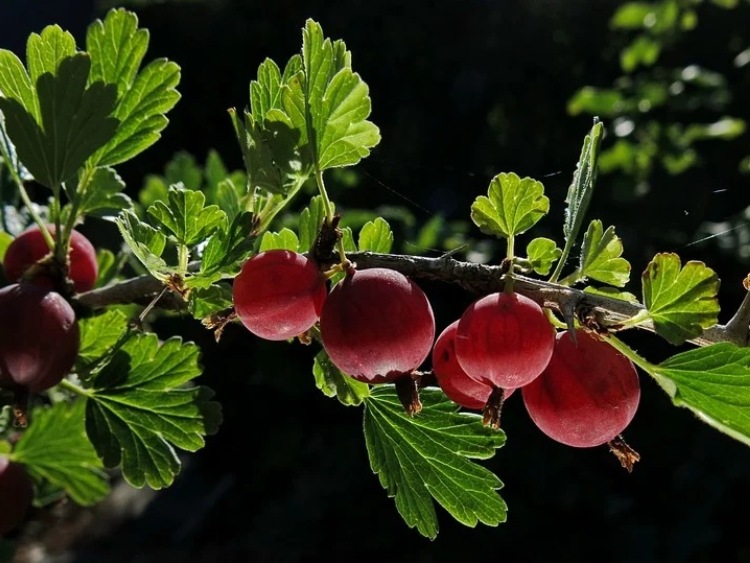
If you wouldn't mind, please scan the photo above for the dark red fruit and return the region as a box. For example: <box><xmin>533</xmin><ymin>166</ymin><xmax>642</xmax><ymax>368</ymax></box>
<box><xmin>3</xmin><ymin>225</ymin><xmax>98</xmax><ymax>293</ymax></box>
<box><xmin>522</xmin><ymin>329</ymin><xmax>640</xmax><ymax>448</ymax></box>
<box><xmin>0</xmin><ymin>283</ymin><xmax>79</xmax><ymax>393</ymax></box>
<box><xmin>455</xmin><ymin>291</ymin><xmax>555</xmax><ymax>389</ymax></box>
<box><xmin>432</xmin><ymin>320</ymin><xmax>514</xmax><ymax>410</ymax></box>
<box><xmin>233</xmin><ymin>250</ymin><xmax>328</xmax><ymax>341</ymax></box>
<box><xmin>0</xmin><ymin>456</ymin><xmax>33</xmax><ymax>536</ymax></box>
<box><xmin>320</xmin><ymin>267</ymin><xmax>435</xmax><ymax>384</ymax></box>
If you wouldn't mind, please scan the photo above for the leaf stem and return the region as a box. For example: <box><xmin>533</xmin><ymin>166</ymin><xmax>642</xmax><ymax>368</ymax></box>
<box><xmin>58</xmin><ymin>378</ymin><xmax>94</xmax><ymax>399</ymax></box>
<box><xmin>503</xmin><ymin>235</ymin><xmax>515</xmax><ymax>294</ymax></box>
<box><xmin>314</xmin><ymin>167</ymin><xmax>348</xmax><ymax>266</ymax></box>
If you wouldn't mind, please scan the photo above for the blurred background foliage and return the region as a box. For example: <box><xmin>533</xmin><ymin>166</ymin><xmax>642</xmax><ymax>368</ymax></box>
<box><xmin>4</xmin><ymin>0</ymin><xmax>750</xmax><ymax>561</ymax></box>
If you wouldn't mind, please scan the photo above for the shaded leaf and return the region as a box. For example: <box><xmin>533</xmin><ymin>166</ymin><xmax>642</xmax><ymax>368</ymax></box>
<box><xmin>526</xmin><ymin>237</ymin><xmax>562</xmax><ymax>276</ymax></box>
<box><xmin>85</xmin><ymin>334</ymin><xmax>222</xmax><ymax>489</ymax></box>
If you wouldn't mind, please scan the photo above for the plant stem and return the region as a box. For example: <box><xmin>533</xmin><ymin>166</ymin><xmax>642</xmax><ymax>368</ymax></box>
<box><xmin>58</xmin><ymin>378</ymin><xmax>93</xmax><ymax>399</ymax></box>
<box><xmin>503</xmin><ymin>235</ymin><xmax>515</xmax><ymax>293</ymax></box>
<box><xmin>314</xmin><ymin>167</ymin><xmax>348</xmax><ymax>266</ymax></box>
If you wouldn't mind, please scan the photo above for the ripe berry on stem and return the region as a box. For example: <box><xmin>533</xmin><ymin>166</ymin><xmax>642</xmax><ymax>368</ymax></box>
<box><xmin>320</xmin><ymin>267</ymin><xmax>435</xmax><ymax>413</ymax></box>
<box><xmin>3</xmin><ymin>225</ymin><xmax>98</xmax><ymax>293</ymax></box>
<box><xmin>0</xmin><ymin>456</ymin><xmax>33</xmax><ymax>537</ymax></box>
<box><xmin>455</xmin><ymin>291</ymin><xmax>555</xmax><ymax>389</ymax></box>
<box><xmin>432</xmin><ymin>320</ymin><xmax>514</xmax><ymax>411</ymax></box>
<box><xmin>521</xmin><ymin>328</ymin><xmax>641</xmax><ymax>448</ymax></box>
<box><xmin>0</xmin><ymin>283</ymin><xmax>79</xmax><ymax>394</ymax></box>
<box><xmin>233</xmin><ymin>250</ymin><xmax>328</xmax><ymax>341</ymax></box>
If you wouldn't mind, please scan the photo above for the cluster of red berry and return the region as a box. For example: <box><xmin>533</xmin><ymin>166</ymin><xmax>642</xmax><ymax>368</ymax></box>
<box><xmin>0</xmin><ymin>224</ymin><xmax>97</xmax><ymax>536</ymax></box>
<box><xmin>233</xmin><ymin>249</ymin><xmax>641</xmax><ymax>449</ymax></box>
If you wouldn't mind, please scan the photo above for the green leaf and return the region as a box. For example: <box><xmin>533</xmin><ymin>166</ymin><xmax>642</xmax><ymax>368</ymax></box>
<box><xmin>116</xmin><ymin>209</ymin><xmax>169</xmax><ymax>278</ymax></box>
<box><xmin>14</xmin><ymin>401</ymin><xmax>109</xmax><ymax>506</ymax></box>
<box><xmin>562</xmin><ymin>121</ymin><xmax>604</xmax><ymax>243</ymax></box>
<box><xmin>86</xmin><ymin>9</ymin><xmax>148</xmax><ymax>98</ymax></box>
<box><xmin>358</xmin><ymin>217</ymin><xmax>393</xmax><ymax>253</ymax></box>
<box><xmin>0</xmin><ymin>53</ymin><xmax>119</xmax><ymax>190</ymax></box>
<box><xmin>77</xmin><ymin>309</ymin><xmax>130</xmax><ymax>369</ymax></box>
<box><xmin>583</xmin><ymin>285</ymin><xmax>640</xmax><ymax>304</ymax></box>
<box><xmin>298</xmin><ymin>195</ymin><xmax>326</xmax><ymax>252</ymax></box>
<box><xmin>650</xmin><ymin>343</ymin><xmax>750</xmax><ymax>446</ymax></box>
<box><xmin>74</xmin><ymin>166</ymin><xmax>132</xmax><ymax>218</ymax></box>
<box><xmin>313</xmin><ymin>350</ymin><xmax>369</xmax><ymax>406</ymax></box>
<box><xmin>526</xmin><ymin>237</ymin><xmax>562</xmax><ymax>276</ymax></box>
<box><xmin>87</xmin><ymin>9</ymin><xmax>180</xmax><ymax>167</ymax></box>
<box><xmin>95</xmin><ymin>248</ymin><xmax>118</xmax><ymax>288</ymax></box>
<box><xmin>286</xmin><ymin>19</ymin><xmax>380</xmax><ymax>170</ymax></box>
<box><xmin>259</xmin><ymin>227</ymin><xmax>300</xmax><ymax>252</ymax></box>
<box><xmin>196</xmin><ymin>211</ymin><xmax>256</xmax><ymax>282</ymax></box>
<box><xmin>85</xmin><ymin>334</ymin><xmax>222</xmax><ymax>489</ymax></box>
<box><xmin>470</xmin><ymin>172</ymin><xmax>549</xmax><ymax>239</ymax></box>
<box><xmin>363</xmin><ymin>386</ymin><xmax>507</xmax><ymax>539</ymax></box>
<box><xmin>188</xmin><ymin>284</ymin><xmax>233</xmax><ymax>319</ymax></box>
<box><xmin>147</xmin><ymin>184</ymin><xmax>227</xmax><ymax>247</ymax></box>
<box><xmin>620</xmin><ymin>36</ymin><xmax>661</xmax><ymax>73</ymax></box>
<box><xmin>642</xmin><ymin>253</ymin><xmax>720</xmax><ymax>345</ymax></box>
<box><xmin>579</xmin><ymin>220</ymin><xmax>630</xmax><ymax>287</ymax></box>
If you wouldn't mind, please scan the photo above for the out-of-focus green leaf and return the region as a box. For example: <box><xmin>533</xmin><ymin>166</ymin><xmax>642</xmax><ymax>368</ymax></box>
<box><xmin>14</xmin><ymin>401</ymin><xmax>110</xmax><ymax>506</ymax></box>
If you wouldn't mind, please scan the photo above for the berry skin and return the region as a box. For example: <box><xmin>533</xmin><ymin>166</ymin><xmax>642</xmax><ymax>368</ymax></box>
<box><xmin>432</xmin><ymin>320</ymin><xmax>514</xmax><ymax>410</ymax></box>
<box><xmin>320</xmin><ymin>267</ymin><xmax>435</xmax><ymax>384</ymax></box>
<box><xmin>455</xmin><ymin>291</ymin><xmax>555</xmax><ymax>389</ymax></box>
<box><xmin>3</xmin><ymin>225</ymin><xmax>98</xmax><ymax>293</ymax></box>
<box><xmin>0</xmin><ymin>283</ymin><xmax>79</xmax><ymax>393</ymax></box>
<box><xmin>233</xmin><ymin>250</ymin><xmax>327</xmax><ymax>341</ymax></box>
<box><xmin>0</xmin><ymin>456</ymin><xmax>33</xmax><ymax>537</ymax></box>
<box><xmin>521</xmin><ymin>329</ymin><xmax>641</xmax><ymax>448</ymax></box>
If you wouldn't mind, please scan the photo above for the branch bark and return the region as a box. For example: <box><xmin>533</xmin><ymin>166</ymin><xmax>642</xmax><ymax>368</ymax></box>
<box><xmin>74</xmin><ymin>252</ymin><xmax>748</xmax><ymax>348</ymax></box>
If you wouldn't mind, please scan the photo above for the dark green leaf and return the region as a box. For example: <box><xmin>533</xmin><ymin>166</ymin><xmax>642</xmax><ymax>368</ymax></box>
<box><xmin>642</xmin><ymin>253</ymin><xmax>720</xmax><ymax>345</ymax></box>
<box><xmin>579</xmin><ymin>220</ymin><xmax>630</xmax><ymax>287</ymax></box>
<box><xmin>0</xmin><ymin>54</ymin><xmax>119</xmax><ymax>190</ymax></box>
<box><xmin>470</xmin><ymin>172</ymin><xmax>548</xmax><ymax>239</ymax></box>
<box><xmin>313</xmin><ymin>350</ymin><xmax>369</xmax><ymax>406</ymax></box>
<box><xmin>85</xmin><ymin>334</ymin><xmax>222</xmax><ymax>489</ymax></box>
<box><xmin>363</xmin><ymin>386</ymin><xmax>507</xmax><ymax>539</ymax></box>
<box><xmin>14</xmin><ymin>401</ymin><xmax>109</xmax><ymax>506</ymax></box>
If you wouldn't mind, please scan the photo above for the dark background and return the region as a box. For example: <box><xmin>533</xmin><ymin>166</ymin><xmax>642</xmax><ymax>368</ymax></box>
<box><xmin>4</xmin><ymin>0</ymin><xmax>750</xmax><ymax>561</ymax></box>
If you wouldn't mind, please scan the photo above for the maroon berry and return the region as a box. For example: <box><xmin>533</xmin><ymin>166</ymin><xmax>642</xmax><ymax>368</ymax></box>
<box><xmin>522</xmin><ymin>329</ymin><xmax>641</xmax><ymax>448</ymax></box>
<box><xmin>455</xmin><ymin>291</ymin><xmax>555</xmax><ymax>389</ymax></box>
<box><xmin>433</xmin><ymin>320</ymin><xmax>514</xmax><ymax>410</ymax></box>
<box><xmin>0</xmin><ymin>283</ymin><xmax>79</xmax><ymax>393</ymax></box>
<box><xmin>0</xmin><ymin>456</ymin><xmax>33</xmax><ymax>536</ymax></box>
<box><xmin>3</xmin><ymin>225</ymin><xmax>98</xmax><ymax>293</ymax></box>
<box><xmin>320</xmin><ymin>267</ymin><xmax>435</xmax><ymax>384</ymax></box>
<box><xmin>233</xmin><ymin>250</ymin><xmax>328</xmax><ymax>341</ymax></box>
